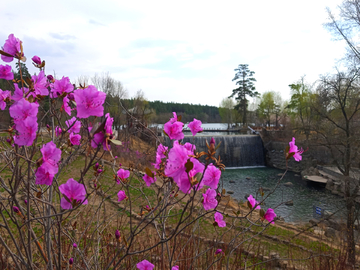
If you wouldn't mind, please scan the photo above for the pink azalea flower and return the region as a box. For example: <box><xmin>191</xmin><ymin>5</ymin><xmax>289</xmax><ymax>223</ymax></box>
<box><xmin>136</xmin><ymin>260</ymin><xmax>154</xmax><ymax>270</ymax></box>
<box><xmin>41</xmin><ymin>141</ymin><xmax>61</xmax><ymax>167</ymax></box>
<box><xmin>172</xmin><ymin>266</ymin><xmax>179</xmax><ymax>270</ymax></box>
<box><xmin>62</xmin><ymin>96</ymin><xmax>72</xmax><ymax>116</ymax></box>
<box><xmin>9</xmin><ymin>98</ymin><xmax>39</xmax><ymax>122</ymax></box>
<box><xmin>12</xmin><ymin>84</ymin><xmax>25</xmax><ymax>102</ymax></box>
<box><xmin>13</xmin><ymin>118</ymin><xmax>38</xmax><ymax>146</ymax></box>
<box><xmin>55</xmin><ymin>126</ymin><xmax>62</xmax><ymax>137</ymax></box>
<box><xmin>214</xmin><ymin>212</ymin><xmax>226</xmax><ymax>227</ymax></box>
<box><xmin>247</xmin><ymin>194</ymin><xmax>261</xmax><ymax>210</ymax></box>
<box><xmin>65</xmin><ymin>117</ymin><xmax>81</xmax><ymax>134</ymax></box>
<box><xmin>202</xmin><ymin>188</ymin><xmax>218</xmax><ymax>210</ymax></box>
<box><xmin>105</xmin><ymin>113</ymin><xmax>113</xmax><ymax>135</ymax></box>
<box><xmin>169</xmin><ymin>112</ymin><xmax>178</xmax><ymax>123</ymax></box>
<box><xmin>51</xmin><ymin>76</ymin><xmax>74</xmax><ymax>98</ymax></box>
<box><xmin>32</xmin><ymin>55</ymin><xmax>41</xmax><ymax>65</ymax></box>
<box><xmin>156</xmin><ymin>144</ymin><xmax>168</xmax><ymax>158</ymax></box>
<box><xmin>164</xmin><ymin>120</ymin><xmax>184</xmax><ymax>140</ymax></box>
<box><xmin>73</xmin><ymin>85</ymin><xmax>106</xmax><ymax>118</ymax></box>
<box><xmin>35</xmin><ymin>162</ymin><xmax>58</xmax><ymax>185</ymax></box>
<box><xmin>69</xmin><ymin>132</ymin><xmax>81</xmax><ymax>145</ymax></box>
<box><xmin>0</xmin><ymin>89</ymin><xmax>11</xmax><ymax>110</ymax></box>
<box><xmin>183</xmin><ymin>142</ymin><xmax>195</xmax><ymax>152</ymax></box>
<box><xmin>117</xmin><ymin>190</ymin><xmax>127</xmax><ymax>201</ymax></box>
<box><xmin>188</xmin><ymin>118</ymin><xmax>203</xmax><ymax>136</ymax></box>
<box><xmin>117</xmin><ymin>168</ymin><xmax>130</xmax><ymax>182</ymax></box>
<box><xmin>177</xmin><ymin>158</ymin><xmax>204</xmax><ymax>193</ymax></box>
<box><xmin>91</xmin><ymin>132</ymin><xmax>109</xmax><ymax>151</ymax></box>
<box><xmin>288</xmin><ymin>137</ymin><xmax>304</xmax><ymax>162</ymax></box>
<box><xmin>0</xmin><ymin>65</ymin><xmax>14</xmax><ymax>80</ymax></box>
<box><xmin>164</xmin><ymin>141</ymin><xmax>190</xmax><ymax>182</ymax></box>
<box><xmin>215</xmin><ymin>249</ymin><xmax>223</xmax><ymax>255</ymax></box>
<box><xmin>59</xmin><ymin>178</ymin><xmax>88</xmax><ymax>209</ymax></box>
<box><xmin>32</xmin><ymin>70</ymin><xmax>48</xmax><ymax>96</ymax></box>
<box><xmin>143</xmin><ymin>172</ymin><xmax>156</xmax><ymax>187</ymax></box>
<box><xmin>1</xmin><ymin>34</ymin><xmax>22</xmax><ymax>62</ymax></box>
<box><xmin>203</xmin><ymin>164</ymin><xmax>221</xmax><ymax>189</ymax></box>
<box><xmin>264</xmin><ymin>208</ymin><xmax>276</xmax><ymax>224</ymax></box>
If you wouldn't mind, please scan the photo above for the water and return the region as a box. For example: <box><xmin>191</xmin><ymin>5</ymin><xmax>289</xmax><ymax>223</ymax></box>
<box><xmin>221</xmin><ymin>167</ymin><xmax>346</xmax><ymax>223</ymax></box>
<box><xmin>180</xmin><ymin>135</ymin><xmax>265</xmax><ymax>167</ymax></box>
<box><xmin>153</xmin><ymin>123</ymin><xmax>238</xmax><ymax>135</ymax></box>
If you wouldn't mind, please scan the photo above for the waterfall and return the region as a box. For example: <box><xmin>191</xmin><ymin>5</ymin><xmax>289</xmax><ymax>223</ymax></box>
<box><xmin>165</xmin><ymin>135</ymin><xmax>265</xmax><ymax>167</ymax></box>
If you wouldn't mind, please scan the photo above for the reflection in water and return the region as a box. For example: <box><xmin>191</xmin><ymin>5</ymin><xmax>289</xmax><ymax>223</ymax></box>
<box><xmin>221</xmin><ymin>167</ymin><xmax>346</xmax><ymax>223</ymax></box>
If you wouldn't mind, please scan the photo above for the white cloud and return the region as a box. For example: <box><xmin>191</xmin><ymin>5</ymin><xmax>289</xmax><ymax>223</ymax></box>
<box><xmin>0</xmin><ymin>0</ymin><xmax>347</xmax><ymax>106</ymax></box>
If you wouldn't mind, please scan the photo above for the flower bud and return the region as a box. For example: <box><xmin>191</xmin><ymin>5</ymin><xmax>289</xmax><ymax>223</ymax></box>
<box><xmin>215</xmin><ymin>249</ymin><xmax>223</xmax><ymax>255</ymax></box>
<box><xmin>115</xmin><ymin>229</ymin><xmax>121</xmax><ymax>241</ymax></box>
<box><xmin>73</xmin><ymin>243</ymin><xmax>77</xmax><ymax>248</ymax></box>
<box><xmin>97</xmin><ymin>169</ymin><xmax>103</xmax><ymax>174</ymax></box>
<box><xmin>47</xmin><ymin>75</ymin><xmax>54</xmax><ymax>82</ymax></box>
<box><xmin>32</xmin><ymin>55</ymin><xmax>41</xmax><ymax>65</ymax></box>
<box><xmin>210</xmin><ymin>137</ymin><xmax>215</xmax><ymax>145</ymax></box>
<box><xmin>13</xmin><ymin>206</ymin><xmax>20</xmax><ymax>213</ymax></box>
<box><xmin>69</xmin><ymin>258</ymin><xmax>73</xmax><ymax>265</ymax></box>
<box><xmin>94</xmin><ymin>163</ymin><xmax>99</xmax><ymax>170</ymax></box>
<box><xmin>24</xmin><ymin>199</ymin><xmax>28</xmax><ymax>205</ymax></box>
<box><xmin>68</xmin><ymin>93</ymin><xmax>75</xmax><ymax>101</ymax></box>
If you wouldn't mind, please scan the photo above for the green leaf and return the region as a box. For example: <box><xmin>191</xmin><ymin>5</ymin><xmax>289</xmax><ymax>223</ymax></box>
<box><xmin>215</xmin><ymin>141</ymin><xmax>222</xmax><ymax>150</ymax></box>
<box><xmin>194</xmin><ymin>172</ymin><xmax>202</xmax><ymax>182</ymax></box>
<box><xmin>285</xmin><ymin>145</ymin><xmax>290</xmax><ymax>154</ymax></box>
<box><xmin>185</xmin><ymin>159</ymin><xmax>194</xmax><ymax>173</ymax></box>
<box><xmin>109</xmin><ymin>139</ymin><xmax>122</xmax><ymax>145</ymax></box>
<box><xmin>247</xmin><ymin>201</ymin><xmax>252</xmax><ymax>209</ymax></box>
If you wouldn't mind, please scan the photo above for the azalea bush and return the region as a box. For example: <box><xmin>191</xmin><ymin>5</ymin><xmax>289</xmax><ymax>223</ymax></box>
<box><xmin>0</xmin><ymin>34</ymin><xmax>309</xmax><ymax>270</ymax></box>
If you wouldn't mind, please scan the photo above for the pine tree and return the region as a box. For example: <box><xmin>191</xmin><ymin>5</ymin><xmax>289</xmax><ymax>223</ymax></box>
<box><xmin>229</xmin><ymin>64</ymin><xmax>259</xmax><ymax>125</ymax></box>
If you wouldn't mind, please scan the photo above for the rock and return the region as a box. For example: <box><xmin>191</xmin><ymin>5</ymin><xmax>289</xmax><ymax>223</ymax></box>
<box><xmin>309</xmin><ymin>219</ymin><xmax>318</xmax><ymax>226</ymax></box>
<box><xmin>229</xmin><ymin>180</ymin><xmax>235</xmax><ymax>183</ymax></box>
<box><xmin>246</xmin><ymin>177</ymin><xmax>251</xmax><ymax>180</ymax></box>
<box><xmin>244</xmin><ymin>194</ymin><xmax>250</xmax><ymax>200</ymax></box>
<box><xmin>311</xmin><ymin>159</ymin><xmax>318</xmax><ymax>167</ymax></box>
<box><xmin>263</xmin><ymin>187</ymin><xmax>271</xmax><ymax>191</ymax></box>
<box><xmin>331</xmin><ymin>190</ymin><xmax>339</xmax><ymax>195</ymax></box>
<box><xmin>277</xmin><ymin>173</ymin><xmax>283</xmax><ymax>177</ymax></box>
<box><xmin>271</xmin><ymin>150</ymin><xmax>275</xmax><ymax>153</ymax></box>
<box><xmin>227</xmin><ymin>190</ymin><xmax>234</xmax><ymax>194</ymax></box>
<box><xmin>285</xmin><ymin>200</ymin><xmax>293</xmax><ymax>206</ymax></box>
<box><xmin>295</xmin><ymin>174</ymin><xmax>300</xmax><ymax>177</ymax></box>
<box><xmin>328</xmin><ymin>219</ymin><xmax>341</xmax><ymax>231</ymax></box>
<box><xmin>284</xmin><ymin>182</ymin><xmax>293</xmax><ymax>187</ymax></box>
<box><xmin>277</xmin><ymin>216</ymin><xmax>285</xmax><ymax>222</ymax></box>
<box><xmin>325</xmin><ymin>227</ymin><xmax>337</xmax><ymax>238</ymax></box>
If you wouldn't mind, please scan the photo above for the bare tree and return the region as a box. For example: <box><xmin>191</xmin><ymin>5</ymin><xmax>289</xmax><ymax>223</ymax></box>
<box><xmin>313</xmin><ymin>67</ymin><xmax>360</xmax><ymax>265</ymax></box>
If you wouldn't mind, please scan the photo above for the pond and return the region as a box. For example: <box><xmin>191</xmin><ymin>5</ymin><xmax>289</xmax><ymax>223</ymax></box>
<box><xmin>221</xmin><ymin>167</ymin><xmax>346</xmax><ymax>223</ymax></box>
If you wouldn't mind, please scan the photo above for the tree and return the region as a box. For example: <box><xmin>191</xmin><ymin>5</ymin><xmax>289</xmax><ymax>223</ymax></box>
<box><xmin>288</xmin><ymin>77</ymin><xmax>316</xmax><ymax>142</ymax></box>
<box><xmin>313</xmin><ymin>67</ymin><xmax>360</xmax><ymax>266</ymax></box>
<box><xmin>229</xmin><ymin>64</ymin><xmax>259</xmax><ymax>126</ymax></box>
<box><xmin>257</xmin><ymin>91</ymin><xmax>278</xmax><ymax>127</ymax></box>
<box><xmin>219</xmin><ymin>97</ymin><xmax>236</xmax><ymax>129</ymax></box>
<box><xmin>326</xmin><ymin>0</ymin><xmax>360</xmax><ymax>64</ymax></box>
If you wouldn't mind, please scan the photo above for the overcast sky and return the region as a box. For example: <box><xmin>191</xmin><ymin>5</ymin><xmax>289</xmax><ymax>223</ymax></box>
<box><xmin>2</xmin><ymin>0</ymin><xmax>347</xmax><ymax>107</ymax></box>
